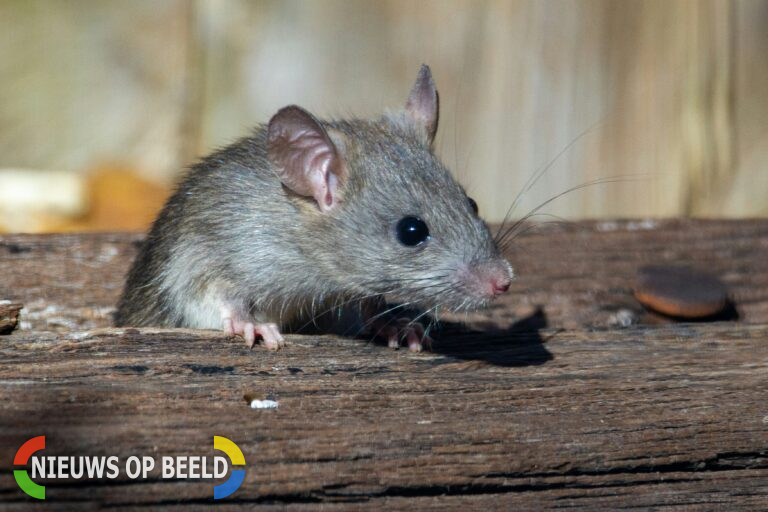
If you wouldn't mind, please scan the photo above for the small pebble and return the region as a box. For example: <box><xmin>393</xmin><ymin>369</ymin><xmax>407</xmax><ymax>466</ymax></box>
<box><xmin>634</xmin><ymin>265</ymin><xmax>729</xmax><ymax>319</ymax></box>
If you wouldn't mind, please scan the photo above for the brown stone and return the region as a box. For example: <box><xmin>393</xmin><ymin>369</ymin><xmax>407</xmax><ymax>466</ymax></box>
<box><xmin>634</xmin><ymin>265</ymin><xmax>729</xmax><ymax>318</ymax></box>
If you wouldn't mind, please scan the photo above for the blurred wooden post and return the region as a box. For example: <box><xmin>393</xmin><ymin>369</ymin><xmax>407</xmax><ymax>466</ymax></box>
<box><xmin>1</xmin><ymin>0</ymin><xmax>767</xmax><ymax>227</ymax></box>
<box><xmin>680</xmin><ymin>0</ymin><xmax>736</xmax><ymax>215</ymax></box>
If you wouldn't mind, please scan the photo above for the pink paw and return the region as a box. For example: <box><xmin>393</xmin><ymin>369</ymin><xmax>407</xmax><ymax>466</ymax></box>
<box><xmin>223</xmin><ymin>318</ymin><xmax>285</xmax><ymax>350</ymax></box>
<box><xmin>375</xmin><ymin>318</ymin><xmax>432</xmax><ymax>352</ymax></box>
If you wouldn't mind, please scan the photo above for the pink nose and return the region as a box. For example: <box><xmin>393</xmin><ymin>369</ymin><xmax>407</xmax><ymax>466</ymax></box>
<box><xmin>492</xmin><ymin>278</ymin><xmax>511</xmax><ymax>295</ymax></box>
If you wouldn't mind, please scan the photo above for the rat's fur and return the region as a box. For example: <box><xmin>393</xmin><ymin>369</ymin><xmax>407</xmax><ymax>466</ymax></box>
<box><xmin>115</xmin><ymin>66</ymin><xmax>512</xmax><ymax>342</ymax></box>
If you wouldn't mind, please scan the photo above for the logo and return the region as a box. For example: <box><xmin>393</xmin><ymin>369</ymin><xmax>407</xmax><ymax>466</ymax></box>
<box><xmin>14</xmin><ymin>436</ymin><xmax>45</xmax><ymax>499</ymax></box>
<box><xmin>13</xmin><ymin>436</ymin><xmax>246</xmax><ymax>500</ymax></box>
<box><xmin>213</xmin><ymin>436</ymin><xmax>245</xmax><ymax>499</ymax></box>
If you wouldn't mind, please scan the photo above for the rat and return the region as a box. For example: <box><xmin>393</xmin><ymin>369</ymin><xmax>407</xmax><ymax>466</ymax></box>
<box><xmin>114</xmin><ymin>65</ymin><xmax>513</xmax><ymax>351</ymax></box>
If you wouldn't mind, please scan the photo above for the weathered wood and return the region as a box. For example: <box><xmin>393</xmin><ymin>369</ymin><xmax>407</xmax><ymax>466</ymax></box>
<box><xmin>1</xmin><ymin>324</ymin><xmax>766</xmax><ymax>510</ymax></box>
<box><xmin>0</xmin><ymin>220</ymin><xmax>767</xmax><ymax>510</ymax></box>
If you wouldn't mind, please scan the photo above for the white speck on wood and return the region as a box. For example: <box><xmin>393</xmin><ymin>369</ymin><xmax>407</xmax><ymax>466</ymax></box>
<box><xmin>250</xmin><ymin>399</ymin><xmax>279</xmax><ymax>409</ymax></box>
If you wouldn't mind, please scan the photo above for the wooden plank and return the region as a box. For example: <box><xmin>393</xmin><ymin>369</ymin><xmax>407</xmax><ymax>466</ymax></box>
<box><xmin>1</xmin><ymin>220</ymin><xmax>767</xmax><ymax>509</ymax></box>
<box><xmin>0</xmin><ymin>324</ymin><xmax>766</xmax><ymax>509</ymax></box>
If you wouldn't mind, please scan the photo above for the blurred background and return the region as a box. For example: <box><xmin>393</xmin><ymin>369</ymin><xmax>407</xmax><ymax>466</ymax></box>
<box><xmin>1</xmin><ymin>0</ymin><xmax>766</xmax><ymax>233</ymax></box>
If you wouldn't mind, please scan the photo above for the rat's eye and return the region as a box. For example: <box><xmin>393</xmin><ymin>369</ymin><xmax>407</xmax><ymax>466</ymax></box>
<box><xmin>396</xmin><ymin>216</ymin><xmax>430</xmax><ymax>246</ymax></box>
<box><xmin>468</xmin><ymin>197</ymin><xmax>478</xmax><ymax>214</ymax></box>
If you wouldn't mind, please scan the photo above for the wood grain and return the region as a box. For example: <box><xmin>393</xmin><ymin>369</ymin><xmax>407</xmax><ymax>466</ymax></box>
<box><xmin>0</xmin><ymin>220</ymin><xmax>767</xmax><ymax>510</ymax></box>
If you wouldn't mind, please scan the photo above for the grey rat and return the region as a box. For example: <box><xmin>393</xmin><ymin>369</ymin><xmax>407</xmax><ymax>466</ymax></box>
<box><xmin>114</xmin><ymin>65</ymin><xmax>513</xmax><ymax>351</ymax></box>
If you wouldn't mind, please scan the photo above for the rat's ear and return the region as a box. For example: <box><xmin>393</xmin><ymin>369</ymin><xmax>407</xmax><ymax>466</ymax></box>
<box><xmin>404</xmin><ymin>64</ymin><xmax>440</xmax><ymax>146</ymax></box>
<box><xmin>267</xmin><ymin>105</ymin><xmax>347</xmax><ymax>213</ymax></box>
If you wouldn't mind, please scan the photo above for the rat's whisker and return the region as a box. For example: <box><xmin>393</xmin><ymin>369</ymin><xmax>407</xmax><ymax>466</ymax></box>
<box><xmin>295</xmin><ymin>290</ymin><xmax>392</xmax><ymax>333</ymax></box>
<box><xmin>495</xmin><ymin>214</ymin><xmax>572</xmax><ymax>251</ymax></box>
<box><xmin>357</xmin><ymin>302</ymin><xmax>415</xmax><ymax>338</ymax></box>
<box><xmin>495</xmin><ymin>119</ymin><xmax>604</xmax><ymax>243</ymax></box>
<box><xmin>496</xmin><ymin>174</ymin><xmax>654</xmax><ymax>247</ymax></box>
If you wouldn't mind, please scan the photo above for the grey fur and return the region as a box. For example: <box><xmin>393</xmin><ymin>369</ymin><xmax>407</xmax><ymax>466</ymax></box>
<box><xmin>115</xmin><ymin>87</ymin><xmax>511</xmax><ymax>334</ymax></box>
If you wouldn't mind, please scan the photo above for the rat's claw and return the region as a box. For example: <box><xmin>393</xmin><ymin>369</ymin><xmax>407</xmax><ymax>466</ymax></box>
<box><xmin>386</xmin><ymin>330</ymin><xmax>400</xmax><ymax>349</ymax></box>
<box><xmin>258</xmin><ymin>323</ymin><xmax>284</xmax><ymax>351</ymax></box>
<box><xmin>378</xmin><ymin>318</ymin><xmax>431</xmax><ymax>352</ymax></box>
<box><xmin>405</xmin><ymin>328</ymin><xmax>423</xmax><ymax>352</ymax></box>
<box><xmin>222</xmin><ymin>317</ymin><xmax>285</xmax><ymax>350</ymax></box>
<box><xmin>243</xmin><ymin>322</ymin><xmax>257</xmax><ymax>348</ymax></box>
<box><xmin>410</xmin><ymin>322</ymin><xmax>433</xmax><ymax>351</ymax></box>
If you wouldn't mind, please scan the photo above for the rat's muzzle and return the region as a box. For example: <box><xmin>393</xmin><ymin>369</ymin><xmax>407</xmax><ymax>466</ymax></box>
<box><xmin>457</xmin><ymin>258</ymin><xmax>514</xmax><ymax>302</ymax></box>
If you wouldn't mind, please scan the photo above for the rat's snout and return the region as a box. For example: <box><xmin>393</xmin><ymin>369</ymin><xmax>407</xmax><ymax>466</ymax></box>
<box><xmin>459</xmin><ymin>258</ymin><xmax>514</xmax><ymax>301</ymax></box>
<box><xmin>486</xmin><ymin>266</ymin><xmax>512</xmax><ymax>296</ymax></box>
<box><xmin>491</xmin><ymin>276</ymin><xmax>511</xmax><ymax>295</ymax></box>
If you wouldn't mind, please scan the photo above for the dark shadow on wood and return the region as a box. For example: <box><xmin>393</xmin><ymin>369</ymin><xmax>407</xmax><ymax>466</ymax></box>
<box><xmin>292</xmin><ymin>305</ymin><xmax>551</xmax><ymax>368</ymax></box>
<box><xmin>428</xmin><ymin>307</ymin><xmax>554</xmax><ymax>367</ymax></box>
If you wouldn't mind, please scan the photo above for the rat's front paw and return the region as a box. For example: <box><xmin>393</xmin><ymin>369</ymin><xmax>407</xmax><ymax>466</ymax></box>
<box><xmin>223</xmin><ymin>318</ymin><xmax>285</xmax><ymax>350</ymax></box>
<box><xmin>374</xmin><ymin>317</ymin><xmax>432</xmax><ymax>352</ymax></box>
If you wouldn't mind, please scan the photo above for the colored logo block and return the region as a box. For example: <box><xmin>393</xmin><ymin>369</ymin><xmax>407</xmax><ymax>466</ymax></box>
<box><xmin>14</xmin><ymin>436</ymin><xmax>45</xmax><ymax>499</ymax></box>
<box><xmin>213</xmin><ymin>436</ymin><xmax>245</xmax><ymax>499</ymax></box>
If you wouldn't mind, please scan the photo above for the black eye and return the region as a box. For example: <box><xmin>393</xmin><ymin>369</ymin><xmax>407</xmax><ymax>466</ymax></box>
<box><xmin>468</xmin><ymin>197</ymin><xmax>478</xmax><ymax>214</ymax></box>
<box><xmin>396</xmin><ymin>216</ymin><xmax>430</xmax><ymax>246</ymax></box>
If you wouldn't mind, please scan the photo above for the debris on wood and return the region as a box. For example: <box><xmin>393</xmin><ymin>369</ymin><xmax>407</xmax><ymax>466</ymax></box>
<box><xmin>0</xmin><ymin>301</ymin><xmax>22</xmax><ymax>334</ymax></box>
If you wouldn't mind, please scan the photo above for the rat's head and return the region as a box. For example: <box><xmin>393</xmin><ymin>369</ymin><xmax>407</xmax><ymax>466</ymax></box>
<box><xmin>267</xmin><ymin>65</ymin><xmax>512</xmax><ymax>312</ymax></box>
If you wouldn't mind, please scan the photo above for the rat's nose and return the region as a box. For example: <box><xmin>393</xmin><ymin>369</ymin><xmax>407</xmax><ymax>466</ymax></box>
<box><xmin>491</xmin><ymin>277</ymin><xmax>511</xmax><ymax>295</ymax></box>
